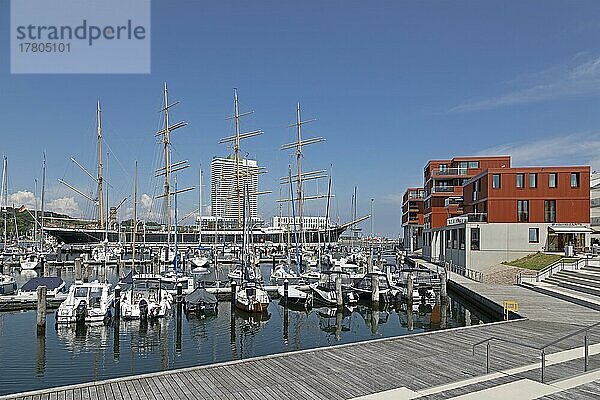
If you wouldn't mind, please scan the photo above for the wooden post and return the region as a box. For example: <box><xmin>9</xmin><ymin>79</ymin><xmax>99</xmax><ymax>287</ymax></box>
<box><xmin>272</xmin><ymin>254</ymin><xmax>276</xmax><ymax>273</ymax></box>
<box><xmin>74</xmin><ymin>257</ymin><xmax>82</xmax><ymax>281</ymax></box>
<box><xmin>42</xmin><ymin>256</ymin><xmax>48</xmax><ymax>276</ymax></box>
<box><xmin>230</xmin><ymin>281</ymin><xmax>237</xmax><ymax>306</ymax></box>
<box><xmin>36</xmin><ymin>285</ymin><xmax>47</xmax><ymax>335</ymax></box>
<box><xmin>440</xmin><ymin>269</ymin><xmax>447</xmax><ymax>301</ymax></box>
<box><xmin>114</xmin><ymin>285</ymin><xmax>121</xmax><ymax>319</ymax></box>
<box><xmin>335</xmin><ymin>276</ymin><xmax>343</xmax><ymax>309</ymax></box>
<box><xmin>153</xmin><ymin>252</ymin><xmax>160</xmax><ymax>275</ymax></box>
<box><xmin>176</xmin><ymin>282</ymin><xmax>183</xmax><ymax>304</ymax></box>
<box><xmin>283</xmin><ymin>279</ymin><xmax>289</xmax><ymax>304</ymax></box>
<box><xmin>407</xmin><ymin>272</ymin><xmax>414</xmax><ymax>303</ymax></box>
<box><xmin>371</xmin><ymin>273</ymin><xmax>379</xmax><ymax>303</ymax></box>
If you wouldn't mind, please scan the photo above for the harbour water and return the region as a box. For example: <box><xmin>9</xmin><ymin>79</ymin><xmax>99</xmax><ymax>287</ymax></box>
<box><xmin>0</xmin><ymin>264</ymin><xmax>498</xmax><ymax>396</ymax></box>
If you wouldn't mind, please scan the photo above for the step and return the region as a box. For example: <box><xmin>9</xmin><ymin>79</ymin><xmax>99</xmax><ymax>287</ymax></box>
<box><xmin>520</xmin><ymin>281</ymin><xmax>600</xmax><ymax>310</ymax></box>
<box><xmin>448</xmin><ymin>369</ymin><xmax>600</xmax><ymax>399</ymax></box>
<box><xmin>352</xmin><ymin>342</ymin><xmax>600</xmax><ymax>399</ymax></box>
<box><xmin>546</xmin><ymin>273</ymin><xmax>600</xmax><ymax>290</ymax></box>
<box><xmin>583</xmin><ymin>265</ymin><xmax>600</xmax><ymax>273</ymax></box>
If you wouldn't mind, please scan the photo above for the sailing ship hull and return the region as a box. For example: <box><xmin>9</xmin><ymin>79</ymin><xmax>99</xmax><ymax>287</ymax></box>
<box><xmin>44</xmin><ymin>225</ymin><xmax>348</xmax><ymax>245</ymax></box>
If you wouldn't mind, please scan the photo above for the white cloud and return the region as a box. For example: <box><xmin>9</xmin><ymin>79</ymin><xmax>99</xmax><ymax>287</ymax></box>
<box><xmin>6</xmin><ymin>190</ymin><xmax>37</xmax><ymax>209</ymax></box>
<box><xmin>477</xmin><ymin>131</ymin><xmax>600</xmax><ymax>170</ymax></box>
<box><xmin>46</xmin><ymin>197</ymin><xmax>82</xmax><ymax>216</ymax></box>
<box><xmin>450</xmin><ymin>54</ymin><xmax>600</xmax><ymax>112</ymax></box>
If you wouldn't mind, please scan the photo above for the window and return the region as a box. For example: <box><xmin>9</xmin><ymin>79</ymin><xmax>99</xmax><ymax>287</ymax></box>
<box><xmin>529</xmin><ymin>173</ymin><xmax>537</xmax><ymax>188</ymax></box>
<box><xmin>516</xmin><ymin>174</ymin><xmax>524</xmax><ymax>188</ymax></box>
<box><xmin>439</xmin><ymin>164</ymin><xmax>448</xmax><ymax>172</ymax></box>
<box><xmin>459</xmin><ymin>228</ymin><xmax>465</xmax><ymax>250</ymax></box>
<box><xmin>571</xmin><ymin>172</ymin><xmax>580</xmax><ymax>188</ymax></box>
<box><xmin>529</xmin><ymin>228</ymin><xmax>539</xmax><ymax>243</ymax></box>
<box><xmin>517</xmin><ymin>200</ymin><xmax>529</xmax><ymax>222</ymax></box>
<box><xmin>473</xmin><ymin>180</ymin><xmax>479</xmax><ymax>201</ymax></box>
<box><xmin>452</xmin><ymin>229</ymin><xmax>458</xmax><ymax>249</ymax></box>
<box><xmin>544</xmin><ymin>200</ymin><xmax>556</xmax><ymax>223</ymax></box>
<box><xmin>471</xmin><ymin>228</ymin><xmax>480</xmax><ymax>250</ymax></box>
<box><xmin>468</xmin><ymin>161</ymin><xmax>479</xmax><ymax>169</ymax></box>
<box><xmin>549</xmin><ymin>173</ymin><xmax>557</xmax><ymax>188</ymax></box>
<box><xmin>492</xmin><ymin>174</ymin><xmax>501</xmax><ymax>189</ymax></box>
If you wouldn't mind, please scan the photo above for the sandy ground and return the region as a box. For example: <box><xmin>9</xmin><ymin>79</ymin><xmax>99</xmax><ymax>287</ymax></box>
<box><xmin>480</xmin><ymin>263</ymin><xmax>537</xmax><ymax>285</ymax></box>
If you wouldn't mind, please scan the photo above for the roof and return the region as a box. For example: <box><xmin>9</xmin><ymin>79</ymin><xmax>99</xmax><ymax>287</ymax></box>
<box><xmin>21</xmin><ymin>276</ymin><xmax>64</xmax><ymax>292</ymax></box>
<box><xmin>185</xmin><ymin>288</ymin><xmax>217</xmax><ymax>305</ymax></box>
<box><xmin>549</xmin><ymin>226</ymin><xmax>593</xmax><ymax>233</ymax></box>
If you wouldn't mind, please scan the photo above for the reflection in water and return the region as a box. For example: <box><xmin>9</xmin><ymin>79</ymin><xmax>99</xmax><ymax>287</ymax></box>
<box><xmin>35</xmin><ymin>331</ymin><xmax>45</xmax><ymax>377</ymax></box>
<box><xmin>0</xmin><ymin>285</ymin><xmax>499</xmax><ymax>396</ymax></box>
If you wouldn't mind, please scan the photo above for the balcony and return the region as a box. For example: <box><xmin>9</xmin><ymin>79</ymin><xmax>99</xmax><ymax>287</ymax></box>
<box><xmin>432</xmin><ymin>167</ymin><xmax>468</xmax><ymax>177</ymax></box>
<box><xmin>431</xmin><ymin>186</ymin><xmax>456</xmax><ymax>194</ymax></box>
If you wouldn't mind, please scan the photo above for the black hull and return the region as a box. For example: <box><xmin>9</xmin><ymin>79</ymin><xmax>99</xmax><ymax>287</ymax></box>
<box><xmin>44</xmin><ymin>226</ymin><xmax>347</xmax><ymax>245</ymax></box>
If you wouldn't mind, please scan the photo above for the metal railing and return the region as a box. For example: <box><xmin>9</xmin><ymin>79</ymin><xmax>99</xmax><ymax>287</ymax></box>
<box><xmin>517</xmin><ymin>256</ymin><xmax>596</xmax><ymax>285</ymax></box>
<box><xmin>473</xmin><ymin>320</ymin><xmax>600</xmax><ymax>383</ymax></box>
<box><xmin>432</xmin><ymin>168</ymin><xmax>468</xmax><ymax>176</ymax></box>
<box><xmin>431</xmin><ymin>186</ymin><xmax>456</xmax><ymax>193</ymax></box>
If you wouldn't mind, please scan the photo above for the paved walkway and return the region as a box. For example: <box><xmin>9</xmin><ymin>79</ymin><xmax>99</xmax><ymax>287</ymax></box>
<box><xmin>2</xmin><ymin>260</ymin><xmax>599</xmax><ymax>400</ymax></box>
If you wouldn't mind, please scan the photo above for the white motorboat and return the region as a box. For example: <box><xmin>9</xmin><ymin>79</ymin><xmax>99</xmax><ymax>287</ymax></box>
<box><xmin>160</xmin><ymin>271</ymin><xmax>195</xmax><ymax>295</ymax></box>
<box><xmin>190</xmin><ymin>255</ymin><xmax>209</xmax><ymax>268</ymax></box>
<box><xmin>0</xmin><ymin>274</ymin><xmax>17</xmax><ymax>295</ymax></box>
<box><xmin>120</xmin><ymin>274</ymin><xmax>172</xmax><ymax>319</ymax></box>
<box><xmin>270</xmin><ymin>264</ymin><xmax>302</xmax><ymax>285</ymax></box>
<box><xmin>277</xmin><ymin>284</ymin><xmax>312</xmax><ymax>306</ymax></box>
<box><xmin>56</xmin><ymin>281</ymin><xmax>114</xmax><ymax>324</ymax></box>
<box><xmin>19</xmin><ymin>276</ymin><xmax>66</xmax><ymax>299</ymax></box>
<box><xmin>235</xmin><ymin>280</ymin><xmax>270</xmax><ymax>313</ymax></box>
<box><xmin>20</xmin><ymin>253</ymin><xmax>40</xmax><ymax>270</ymax></box>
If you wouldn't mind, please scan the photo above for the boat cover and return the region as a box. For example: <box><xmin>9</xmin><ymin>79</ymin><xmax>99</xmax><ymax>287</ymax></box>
<box><xmin>185</xmin><ymin>288</ymin><xmax>217</xmax><ymax>305</ymax></box>
<box><xmin>21</xmin><ymin>276</ymin><xmax>64</xmax><ymax>292</ymax></box>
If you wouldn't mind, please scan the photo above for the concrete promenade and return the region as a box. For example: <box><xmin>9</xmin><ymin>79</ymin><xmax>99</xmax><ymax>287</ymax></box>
<box><xmin>2</xmin><ymin>260</ymin><xmax>600</xmax><ymax>400</ymax></box>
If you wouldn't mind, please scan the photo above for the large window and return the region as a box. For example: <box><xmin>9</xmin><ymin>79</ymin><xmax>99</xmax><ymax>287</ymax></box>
<box><xmin>516</xmin><ymin>173</ymin><xmax>524</xmax><ymax>188</ymax></box>
<box><xmin>492</xmin><ymin>174</ymin><xmax>501</xmax><ymax>189</ymax></box>
<box><xmin>459</xmin><ymin>228</ymin><xmax>465</xmax><ymax>250</ymax></box>
<box><xmin>517</xmin><ymin>200</ymin><xmax>529</xmax><ymax>222</ymax></box>
<box><xmin>471</xmin><ymin>228</ymin><xmax>480</xmax><ymax>250</ymax></box>
<box><xmin>468</xmin><ymin>161</ymin><xmax>479</xmax><ymax>168</ymax></box>
<box><xmin>439</xmin><ymin>164</ymin><xmax>448</xmax><ymax>172</ymax></box>
<box><xmin>549</xmin><ymin>173</ymin><xmax>557</xmax><ymax>188</ymax></box>
<box><xmin>544</xmin><ymin>200</ymin><xmax>556</xmax><ymax>223</ymax></box>
<box><xmin>529</xmin><ymin>228</ymin><xmax>539</xmax><ymax>243</ymax></box>
<box><xmin>571</xmin><ymin>172</ymin><xmax>580</xmax><ymax>188</ymax></box>
<box><xmin>529</xmin><ymin>173</ymin><xmax>537</xmax><ymax>188</ymax></box>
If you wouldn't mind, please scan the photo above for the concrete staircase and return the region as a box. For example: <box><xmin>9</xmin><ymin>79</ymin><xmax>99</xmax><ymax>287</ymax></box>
<box><xmin>520</xmin><ymin>264</ymin><xmax>600</xmax><ymax>310</ymax></box>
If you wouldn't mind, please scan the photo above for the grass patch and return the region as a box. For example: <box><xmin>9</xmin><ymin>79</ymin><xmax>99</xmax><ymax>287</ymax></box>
<box><xmin>502</xmin><ymin>252</ymin><xmax>563</xmax><ymax>271</ymax></box>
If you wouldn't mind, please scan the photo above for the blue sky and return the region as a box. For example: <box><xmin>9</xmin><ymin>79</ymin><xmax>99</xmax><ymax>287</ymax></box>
<box><xmin>2</xmin><ymin>1</ymin><xmax>600</xmax><ymax>236</ymax></box>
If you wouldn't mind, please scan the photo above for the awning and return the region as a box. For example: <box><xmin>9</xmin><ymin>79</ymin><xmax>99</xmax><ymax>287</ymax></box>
<box><xmin>548</xmin><ymin>226</ymin><xmax>593</xmax><ymax>233</ymax></box>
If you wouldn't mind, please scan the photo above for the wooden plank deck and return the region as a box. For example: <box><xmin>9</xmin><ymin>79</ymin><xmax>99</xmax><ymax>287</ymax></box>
<box><xmin>2</xmin><ymin>271</ymin><xmax>600</xmax><ymax>400</ymax></box>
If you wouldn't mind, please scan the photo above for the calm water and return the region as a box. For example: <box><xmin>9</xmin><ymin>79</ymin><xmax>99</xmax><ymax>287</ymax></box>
<box><xmin>0</xmin><ymin>263</ymin><xmax>498</xmax><ymax>395</ymax></box>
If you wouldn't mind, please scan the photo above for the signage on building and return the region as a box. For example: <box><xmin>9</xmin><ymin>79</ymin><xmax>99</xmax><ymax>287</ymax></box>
<box><xmin>447</xmin><ymin>216</ymin><xmax>468</xmax><ymax>226</ymax></box>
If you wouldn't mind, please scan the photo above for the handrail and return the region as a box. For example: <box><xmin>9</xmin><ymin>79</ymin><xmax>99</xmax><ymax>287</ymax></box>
<box><xmin>542</xmin><ymin>320</ymin><xmax>600</xmax><ymax>350</ymax></box>
<box><xmin>473</xmin><ymin>320</ymin><xmax>600</xmax><ymax>382</ymax></box>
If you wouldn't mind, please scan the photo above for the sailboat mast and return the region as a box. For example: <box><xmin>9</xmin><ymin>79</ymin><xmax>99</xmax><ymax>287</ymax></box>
<box><xmin>2</xmin><ymin>156</ymin><xmax>7</xmax><ymax>246</ymax></box>
<box><xmin>295</xmin><ymin>103</ymin><xmax>304</xmax><ymax>248</ymax></box>
<box><xmin>325</xmin><ymin>165</ymin><xmax>332</xmax><ymax>245</ymax></box>
<box><xmin>132</xmin><ymin>160</ymin><xmax>138</xmax><ymax>268</ymax></box>
<box><xmin>163</xmin><ymin>83</ymin><xmax>172</xmax><ymax>250</ymax></box>
<box><xmin>40</xmin><ymin>152</ymin><xmax>46</xmax><ymax>251</ymax></box>
<box><xmin>97</xmin><ymin>101</ymin><xmax>105</xmax><ymax>229</ymax></box>
<box><xmin>198</xmin><ymin>168</ymin><xmax>202</xmax><ymax>245</ymax></box>
<box><xmin>233</xmin><ymin>89</ymin><xmax>241</xmax><ymax>228</ymax></box>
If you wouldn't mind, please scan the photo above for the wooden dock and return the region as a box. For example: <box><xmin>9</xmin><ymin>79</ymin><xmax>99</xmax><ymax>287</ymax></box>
<box><xmin>2</xmin><ymin>266</ymin><xmax>600</xmax><ymax>399</ymax></box>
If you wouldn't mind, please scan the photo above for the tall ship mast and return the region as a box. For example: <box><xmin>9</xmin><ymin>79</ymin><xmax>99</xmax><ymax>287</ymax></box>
<box><xmin>43</xmin><ymin>92</ymin><xmax>363</xmax><ymax>246</ymax></box>
<box><xmin>154</xmin><ymin>83</ymin><xmax>193</xmax><ymax>256</ymax></box>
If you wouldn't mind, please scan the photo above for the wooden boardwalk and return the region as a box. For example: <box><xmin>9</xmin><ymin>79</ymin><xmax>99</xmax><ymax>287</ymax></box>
<box><xmin>2</xmin><ymin>268</ymin><xmax>600</xmax><ymax>400</ymax></box>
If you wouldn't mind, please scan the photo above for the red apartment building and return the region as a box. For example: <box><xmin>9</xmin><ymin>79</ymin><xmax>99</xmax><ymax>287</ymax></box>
<box><xmin>420</xmin><ymin>159</ymin><xmax>591</xmax><ymax>272</ymax></box>
<box><xmin>423</xmin><ymin>156</ymin><xmax>511</xmax><ymax>229</ymax></box>
<box><xmin>401</xmin><ymin>187</ymin><xmax>424</xmax><ymax>251</ymax></box>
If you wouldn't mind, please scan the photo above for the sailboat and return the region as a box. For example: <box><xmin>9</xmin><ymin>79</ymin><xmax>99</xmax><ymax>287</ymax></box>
<box><xmin>235</xmin><ymin>185</ymin><xmax>270</xmax><ymax>313</ymax></box>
